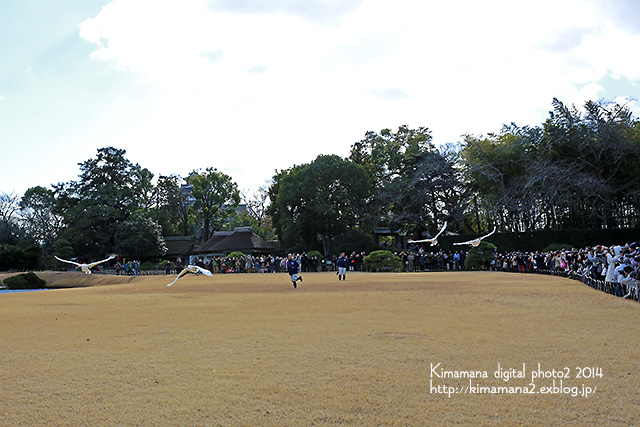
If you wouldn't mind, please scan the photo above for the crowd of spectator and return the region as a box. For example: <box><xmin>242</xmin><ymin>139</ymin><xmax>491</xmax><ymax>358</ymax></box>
<box><xmin>114</xmin><ymin>260</ymin><xmax>142</xmax><ymax>276</ymax></box>
<box><xmin>185</xmin><ymin>252</ymin><xmax>366</xmax><ymax>274</ymax></box>
<box><xmin>145</xmin><ymin>241</ymin><xmax>640</xmax><ymax>303</ymax></box>
<box><xmin>396</xmin><ymin>249</ymin><xmax>468</xmax><ymax>272</ymax></box>
<box><xmin>490</xmin><ymin>242</ymin><xmax>640</xmax><ymax>301</ymax></box>
<box><xmin>188</xmin><ymin>255</ymin><xmax>284</xmax><ymax>274</ymax></box>
<box><xmin>182</xmin><ymin>248</ymin><xmax>470</xmax><ymax>275</ymax></box>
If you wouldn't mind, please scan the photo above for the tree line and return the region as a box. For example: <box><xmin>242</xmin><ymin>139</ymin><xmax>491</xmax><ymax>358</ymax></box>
<box><xmin>0</xmin><ymin>147</ymin><xmax>251</xmax><ymax>269</ymax></box>
<box><xmin>271</xmin><ymin>98</ymin><xmax>640</xmax><ymax>254</ymax></box>
<box><xmin>1</xmin><ymin>98</ymin><xmax>639</xmax><ymax>269</ymax></box>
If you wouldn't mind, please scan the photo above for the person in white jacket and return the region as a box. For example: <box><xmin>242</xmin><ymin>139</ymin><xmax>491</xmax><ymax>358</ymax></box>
<box><xmin>618</xmin><ymin>266</ymin><xmax>638</xmax><ymax>300</ymax></box>
<box><xmin>604</xmin><ymin>246</ymin><xmax>622</xmax><ymax>295</ymax></box>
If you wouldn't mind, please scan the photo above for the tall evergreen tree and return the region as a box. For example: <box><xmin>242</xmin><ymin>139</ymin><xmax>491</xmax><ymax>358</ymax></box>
<box><xmin>271</xmin><ymin>155</ymin><xmax>371</xmax><ymax>254</ymax></box>
<box><xmin>58</xmin><ymin>147</ymin><xmax>165</xmax><ymax>257</ymax></box>
<box><xmin>187</xmin><ymin>168</ymin><xmax>240</xmax><ymax>242</ymax></box>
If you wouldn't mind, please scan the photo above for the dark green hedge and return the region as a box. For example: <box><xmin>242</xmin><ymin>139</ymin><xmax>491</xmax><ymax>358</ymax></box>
<box><xmin>3</xmin><ymin>272</ymin><xmax>47</xmax><ymax>289</ymax></box>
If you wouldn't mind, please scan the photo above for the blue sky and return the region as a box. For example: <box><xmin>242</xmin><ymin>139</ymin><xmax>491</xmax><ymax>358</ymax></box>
<box><xmin>1</xmin><ymin>0</ymin><xmax>639</xmax><ymax>197</ymax></box>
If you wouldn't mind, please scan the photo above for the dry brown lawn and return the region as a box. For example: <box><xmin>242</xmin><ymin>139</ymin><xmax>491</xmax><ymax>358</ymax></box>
<box><xmin>1</xmin><ymin>271</ymin><xmax>639</xmax><ymax>426</ymax></box>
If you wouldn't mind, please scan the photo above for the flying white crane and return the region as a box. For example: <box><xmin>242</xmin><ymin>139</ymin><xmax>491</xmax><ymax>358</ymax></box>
<box><xmin>167</xmin><ymin>265</ymin><xmax>213</xmax><ymax>287</ymax></box>
<box><xmin>54</xmin><ymin>254</ymin><xmax>116</xmax><ymax>274</ymax></box>
<box><xmin>453</xmin><ymin>226</ymin><xmax>497</xmax><ymax>247</ymax></box>
<box><xmin>408</xmin><ymin>222</ymin><xmax>447</xmax><ymax>247</ymax></box>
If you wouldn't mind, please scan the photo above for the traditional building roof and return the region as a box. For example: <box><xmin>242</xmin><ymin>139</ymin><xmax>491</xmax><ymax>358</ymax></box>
<box><xmin>194</xmin><ymin>227</ymin><xmax>276</xmax><ymax>255</ymax></box>
<box><xmin>164</xmin><ymin>236</ymin><xmax>199</xmax><ymax>259</ymax></box>
<box><xmin>196</xmin><ymin>231</ymin><xmax>233</xmax><ymax>253</ymax></box>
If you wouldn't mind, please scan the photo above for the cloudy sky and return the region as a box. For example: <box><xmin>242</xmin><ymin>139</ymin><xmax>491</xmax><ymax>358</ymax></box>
<box><xmin>1</xmin><ymin>0</ymin><xmax>639</xmax><ymax>197</ymax></box>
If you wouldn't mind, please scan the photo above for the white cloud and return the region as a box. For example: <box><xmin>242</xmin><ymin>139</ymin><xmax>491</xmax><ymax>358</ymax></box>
<box><xmin>70</xmin><ymin>0</ymin><xmax>640</xmax><ymax>191</ymax></box>
<box><xmin>209</xmin><ymin>0</ymin><xmax>363</xmax><ymax>25</ymax></box>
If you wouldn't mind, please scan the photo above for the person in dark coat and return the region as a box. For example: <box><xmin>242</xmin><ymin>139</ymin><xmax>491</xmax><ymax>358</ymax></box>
<box><xmin>336</xmin><ymin>252</ymin><xmax>349</xmax><ymax>281</ymax></box>
<box><xmin>286</xmin><ymin>254</ymin><xmax>303</xmax><ymax>288</ymax></box>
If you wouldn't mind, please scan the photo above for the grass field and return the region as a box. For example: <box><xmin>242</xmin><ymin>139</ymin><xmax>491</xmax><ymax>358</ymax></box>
<box><xmin>1</xmin><ymin>271</ymin><xmax>639</xmax><ymax>426</ymax></box>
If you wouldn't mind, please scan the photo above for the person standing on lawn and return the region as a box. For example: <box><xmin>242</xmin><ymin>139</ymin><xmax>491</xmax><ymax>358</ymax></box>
<box><xmin>286</xmin><ymin>254</ymin><xmax>303</xmax><ymax>288</ymax></box>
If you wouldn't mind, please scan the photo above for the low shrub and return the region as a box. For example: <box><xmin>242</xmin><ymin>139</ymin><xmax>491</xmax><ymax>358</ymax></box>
<box><xmin>141</xmin><ymin>261</ymin><xmax>155</xmax><ymax>271</ymax></box>
<box><xmin>464</xmin><ymin>242</ymin><xmax>497</xmax><ymax>270</ymax></box>
<box><xmin>363</xmin><ymin>250</ymin><xmax>402</xmax><ymax>272</ymax></box>
<box><xmin>4</xmin><ymin>272</ymin><xmax>48</xmax><ymax>290</ymax></box>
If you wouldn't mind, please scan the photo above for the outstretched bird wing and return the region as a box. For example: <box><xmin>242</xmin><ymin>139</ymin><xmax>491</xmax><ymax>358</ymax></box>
<box><xmin>54</xmin><ymin>256</ymin><xmax>81</xmax><ymax>267</ymax></box>
<box><xmin>478</xmin><ymin>226</ymin><xmax>497</xmax><ymax>240</ymax></box>
<box><xmin>86</xmin><ymin>255</ymin><xmax>116</xmax><ymax>269</ymax></box>
<box><xmin>167</xmin><ymin>267</ymin><xmax>191</xmax><ymax>287</ymax></box>
<box><xmin>433</xmin><ymin>221</ymin><xmax>448</xmax><ymax>239</ymax></box>
<box><xmin>452</xmin><ymin>226</ymin><xmax>496</xmax><ymax>246</ymax></box>
<box><xmin>409</xmin><ymin>222</ymin><xmax>447</xmax><ymax>244</ymax></box>
<box><xmin>408</xmin><ymin>237</ymin><xmax>435</xmax><ymax>244</ymax></box>
<box><xmin>192</xmin><ymin>265</ymin><xmax>213</xmax><ymax>276</ymax></box>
